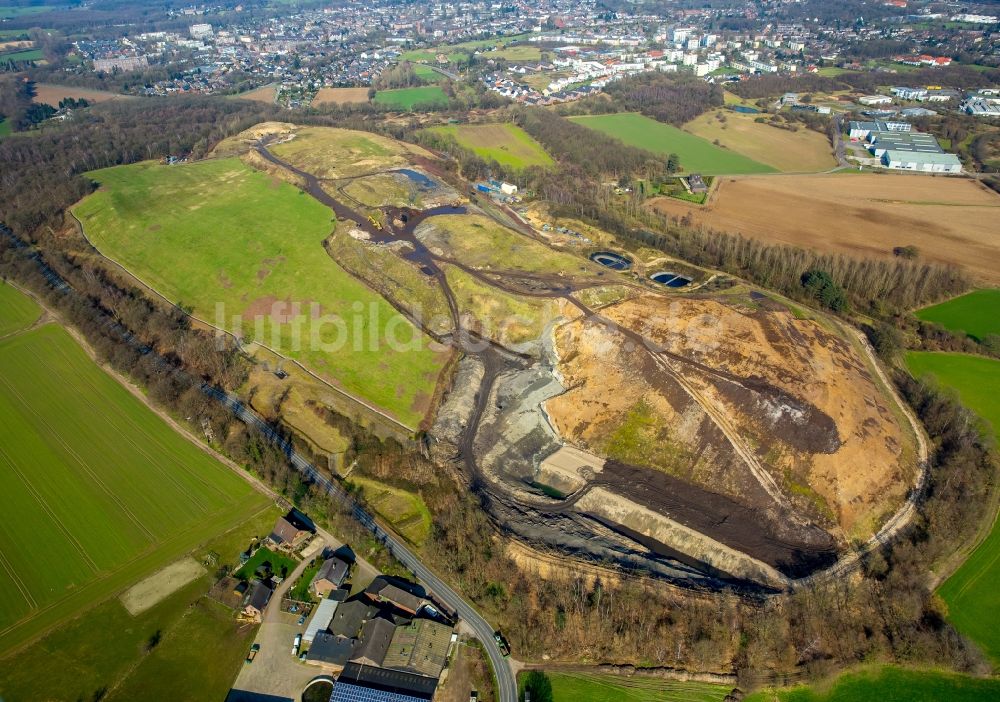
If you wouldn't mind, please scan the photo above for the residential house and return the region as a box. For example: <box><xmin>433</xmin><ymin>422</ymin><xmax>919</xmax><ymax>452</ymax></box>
<box><xmin>268</xmin><ymin>509</ymin><xmax>314</xmax><ymax>550</ymax></box>
<box><xmin>242</xmin><ymin>580</ymin><xmax>273</xmax><ymax>622</ymax></box>
<box><xmin>311</xmin><ymin>557</ymin><xmax>350</xmax><ymax>597</ymax></box>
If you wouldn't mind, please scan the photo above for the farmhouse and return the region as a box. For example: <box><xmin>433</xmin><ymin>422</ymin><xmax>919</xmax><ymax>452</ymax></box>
<box><xmin>365</xmin><ymin>577</ymin><xmax>425</xmax><ymax>615</ymax></box>
<box><xmin>303</xmin><ymin>588</ymin><xmax>349</xmax><ymax>643</ymax></box>
<box><xmin>306</xmin><ymin>631</ymin><xmax>356</xmax><ymax>667</ymax></box>
<box><xmin>350</xmin><ymin>616</ymin><xmax>396</xmax><ymax>666</ymax></box>
<box><xmin>268</xmin><ymin>509</ymin><xmax>314</xmax><ymax>550</ymax></box>
<box><xmin>881</xmin><ymin>150</ymin><xmax>962</xmax><ymax>173</ymax></box>
<box><xmin>242</xmin><ymin>580</ymin><xmax>273</xmax><ymax>622</ymax></box>
<box><xmin>331</xmin><ymin>662</ymin><xmax>438</xmax><ymax>702</ymax></box>
<box><xmin>310</xmin><ymin>557</ymin><xmax>350</xmax><ymax>596</ymax></box>
<box><xmin>382</xmin><ymin>619</ymin><xmax>454</xmax><ymax>678</ymax></box>
<box><xmin>688</xmin><ymin>173</ymin><xmax>708</xmax><ymax>193</ymax></box>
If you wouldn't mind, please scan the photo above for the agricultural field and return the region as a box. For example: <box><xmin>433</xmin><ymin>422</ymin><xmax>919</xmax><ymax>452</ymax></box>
<box><xmin>32</xmin><ymin>83</ymin><xmax>123</xmax><ymax>107</ymax></box>
<box><xmin>374</xmin><ymin>86</ymin><xmax>448</xmax><ymax>110</ymax></box>
<box><xmin>523</xmin><ymin>671</ymin><xmax>731</xmax><ymax>702</ymax></box>
<box><xmin>0</xmin><ymin>48</ymin><xmax>43</xmax><ymax>62</ymax></box>
<box><xmin>906</xmin><ymin>350</ymin><xmax>1000</xmax><ymax>664</ymax></box>
<box><xmin>312</xmin><ymin>86</ymin><xmax>370</xmax><ymax>105</ymax></box>
<box><xmin>412</xmin><ymin>64</ymin><xmax>441</xmax><ymax>82</ymax></box>
<box><xmin>0</xmin><ymin>4</ymin><xmax>65</xmax><ymax>18</ymax></box>
<box><xmin>569</xmin><ymin>113</ymin><xmax>775</xmax><ymax>175</ymax></box>
<box><xmin>915</xmin><ymin>289</ymin><xmax>1000</xmax><ymax>341</ymax></box>
<box><xmin>236</xmin><ymin>83</ymin><xmax>277</xmax><ymax>103</ymax></box>
<box><xmin>650</xmin><ymin>174</ymin><xmax>1000</xmax><ymax>284</ymax></box>
<box><xmin>73</xmin><ymin>157</ymin><xmax>448</xmax><ymax>428</ymax></box>
<box><xmin>744</xmin><ymin>665</ymin><xmax>1000</xmax><ymax>701</ymax></box>
<box><xmin>427</xmin><ymin>123</ymin><xmax>553</xmax><ymax>170</ymax></box>
<box><xmin>0</xmin><ymin>317</ymin><xmax>268</xmax><ymax>653</ymax></box>
<box><xmin>0</xmin><ymin>282</ymin><xmax>40</xmax><ymax>337</ymax></box>
<box><xmin>349</xmin><ymin>477</ymin><xmax>432</xmax><ymax>546</ymax></box>
<box><xmin>0</xmin><ymin>506</ymin><xmax>278</xmax><ymax>702</ymax></box>
<box><xmin>684</xmin><ymin>110</ymin><xmax>836</xmax><ymax>172</ymax></box>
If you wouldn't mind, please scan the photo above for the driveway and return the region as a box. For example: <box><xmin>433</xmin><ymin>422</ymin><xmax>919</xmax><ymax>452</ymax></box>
<box><xmin>227</xmin><ymin>543</ymin><xmax>324</xmax><ymax>702</ymax></box>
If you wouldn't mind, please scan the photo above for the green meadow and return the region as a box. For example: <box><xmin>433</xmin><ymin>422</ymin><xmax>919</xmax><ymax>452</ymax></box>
<box><xmin>0</xmin><ymin>282</ymin><xmax>40</xmax><ymax>336</ymax></box>
<box><xmin>522</xmin><ymin>670</ymin><xmax>730</xmax><ymax>702</ymax></box>
<box><xmin>374</xmin><ymin>85</ymin><xmax>448</xmax><ymax>110</ymax></box>
<box><xmin>915</xmin><ymin>289</ymin><xmax>1000</xmax><ymax>341</ymax></box>
<box><xmin>0</xmin><ymin>48</ymin><xmax>44</xmax><ymax>62</ymax></box>
<box><xmin>73</xmin><ymin>157</ymin><xmax>446</xmax><ymax>427</ymax></box>
<box><xmin>0</xmin><ymin>319</ymin><xmax>266</xmax><ymax>653</ymax></box>
<box><xmin>0</xmin><ymin>507</ymin><xmax>278</xmax><ymax>702</ymax></box>
<box><xmin>744</xmin><ymin>665</ymin><xmax>1000</xmax><ymax>702</ymax></box>
<box><xmin>428</xmin><ymin>122</ymin><xmax>553</xmax><ymax>169</ymax></box>
<box><xmin>569</xmin><ymin>112</ymin><xmax>776</xmax><ymax>175</ymax></box>
<box><xmin>907</xmin><ymin>351</ymin><xmax>1000</xmax><ymax>665</ymax></box>
<box><xmin>0</xmin><ymin>118</ymin><xmax>11</xmax><ymax>138</ymax></box>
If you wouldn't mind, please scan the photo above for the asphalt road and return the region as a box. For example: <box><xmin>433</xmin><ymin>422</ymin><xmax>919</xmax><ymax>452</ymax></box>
<box><xmin>207</xmin><ymin>388</ymin><xmax>517</xmax><ymax>702</ymax></box>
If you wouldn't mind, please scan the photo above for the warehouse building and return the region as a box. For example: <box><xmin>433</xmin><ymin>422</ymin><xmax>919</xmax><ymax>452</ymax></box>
<box><xmin>867</xmin><ymin>131</ymin><xmax>943</xmax><ymax>157</ymax></box>
<box><xmin>881</xmin><ymin>150</ymin><xmax>962</xmax><ymax>173</ymax></box>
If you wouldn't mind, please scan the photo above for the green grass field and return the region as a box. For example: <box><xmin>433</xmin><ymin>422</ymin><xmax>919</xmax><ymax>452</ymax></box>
<box><xmin>569</xmin><ymin>113</ymin><xmax>776</xmax><ymax>175</ymax></box>
<box><xmin>374</xmin><ymin>86</ymin><xmax>448</xmax><ymax>110</ymax></box>
<box><xmin>0</xmin><ymin>118</ymin><xmax>11</xmax><ymax>138</ymax></box>
<box><xmin>413</xmin><ymin>64</ymin><xmax>440</xmax><ymax>82</ymax></box>
<box><xmin>0</xmin><ymin>48</ymin><xmax>43</xmax><ymax>62</ymax></box>
<box><xmin>0</xmin><ymin>282</ymin><xmax>40</xmax><ymax>336</ymax></box>
<box><xmin>744</xmin><ymin>665</ymin><xmax>1000</xmax><ymax>701</ymax></box>
<box><xmin>74</xmin><ymin>158</ymin><xmax>446</xmax><ymax>427</ymax></box>
<box><xmin>0</xmin><ymin>319</ymin><xmax>267</xmax><ymax>653</ymax></box>
<box><xmin>915</xmin><ymin>290</ymin><xmax>1000</xmax><ymax>341</ymax></box>
<box><xmin>525</xmin><ymin>671</ymin><xmax>730</xmax><ymax>702</ymax></box>
<box><xmin>0</xmin><ymin>506</ymin><xmax>278</xmax><ymax>702</ymax></box>
<box><xmin>428</xmin><ymin>123</ymin><xmax>553</xmax><ymax>170</ymax></box>
<box><xmin>907</xmin><ymin>351</ymin><xmax>1000</xmax><ymax>665</ymax></box>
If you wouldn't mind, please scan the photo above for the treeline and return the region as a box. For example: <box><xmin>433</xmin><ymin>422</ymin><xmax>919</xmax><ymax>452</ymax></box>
<box><xmin>599</xmin><ymin>72</ymin><xmax>724</xmax><ymax>125</ymax></box>
<box><xmin>839</xmin><ymin>65</ymin><xmax>1000</xmax><ymax>93</ymax></box>
<box><xmin>535</xmin><ymin>172</ymin><xmax>969</xmax><ymax>312</ymax></box>
<box><xmin>375</xmin><ymin>61</ymin><xmax>427</xmax><ymax>90</ymax></box>
<box><xmin>728</xmin><ymin>74</ymin><xmax>844</xmax><ymax>100</ymax></box>
<box><xmin>514</xmin><ymin>107</ymin><xmax>662</xmax><ymax>179</ymax></box>
<box><xmin>0</xmin><ymin>96</ymin><xmax>280</xmax><ymax>236</ymax></box>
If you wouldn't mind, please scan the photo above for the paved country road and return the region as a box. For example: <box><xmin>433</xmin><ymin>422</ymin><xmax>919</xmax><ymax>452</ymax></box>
<box><xmin>207</xmin><ymin>388</ymin><xmax>518</xmax><ymax>702</ymax></box>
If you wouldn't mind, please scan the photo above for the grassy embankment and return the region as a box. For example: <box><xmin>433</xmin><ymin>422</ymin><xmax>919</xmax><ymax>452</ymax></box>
<box><xmin>73</xmin><ymin>157</ymin><xmax>447</xmax><ymax>428</ymax></box>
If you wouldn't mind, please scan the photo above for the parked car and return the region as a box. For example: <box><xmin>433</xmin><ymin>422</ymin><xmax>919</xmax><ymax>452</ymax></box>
<box><xmin>245</xmin><ymin>643</ymin><xmax>260</xmax><ymax>664</ymax></box>
<box><xmin>297</xmin><ymin>614</ymin><xmax>306</xmax><ymax>625</ymax></box>
<box><xmin>292</xmin><ymin>633</ymin><xmax>302</xmax><ymax>656</ymax></box>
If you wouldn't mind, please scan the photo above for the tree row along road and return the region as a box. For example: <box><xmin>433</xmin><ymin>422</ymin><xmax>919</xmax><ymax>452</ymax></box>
<box><xmin>205</xmin><ymin>388</ymin><xmax>518</xmax><ymax>702</ymax></box>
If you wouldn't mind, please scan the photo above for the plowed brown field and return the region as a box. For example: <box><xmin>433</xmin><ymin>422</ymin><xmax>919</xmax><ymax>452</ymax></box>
<box><xmin>650</xmin><ymin>174</ymin><xmax>1000</xmax><ymax>284</ymax></box>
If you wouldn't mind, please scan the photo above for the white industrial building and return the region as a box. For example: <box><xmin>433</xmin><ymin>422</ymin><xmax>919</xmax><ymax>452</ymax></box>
<box><xmin>881</xmin><ymin>150</ymin><xmax>962</xmax><ymax>173</ymax></box>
